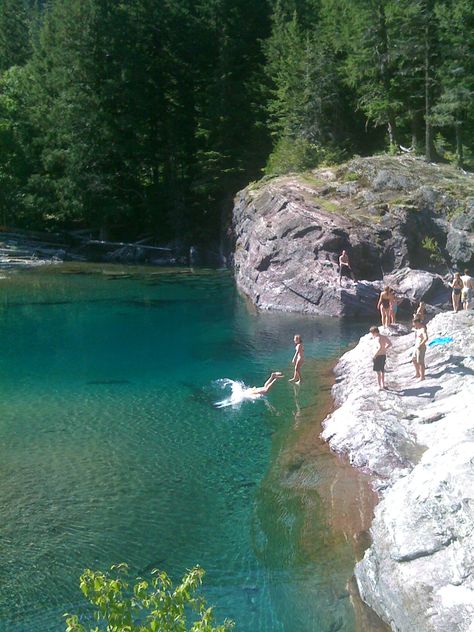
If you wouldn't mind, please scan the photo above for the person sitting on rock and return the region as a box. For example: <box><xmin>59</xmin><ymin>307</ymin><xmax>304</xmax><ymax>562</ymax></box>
<box><xmin>377</xmin><ymin>286</ymin><xmax>392</xmax><ymax>328</ymax></box>
<box><xmin>338</xmin><ymin>250</ymin><xmax>356</xmax><ymax>285</ymax></box>
<box><xmin>369</xmin><ymin>326</ymin><xmax>392</xmax><ymax>391</ymax></box>
<box><xmin>449</xmin><ymin>272</ymin><xmax>463</xmax><ymax>313</ymax></box>
<box><xmin>460</xmin><ymin>268</ymin><xmax>474</xmax><ymax>310</ymax></box>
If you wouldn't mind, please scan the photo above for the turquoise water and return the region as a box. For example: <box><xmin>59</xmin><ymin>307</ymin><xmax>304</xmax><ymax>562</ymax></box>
<box><xmin>0</xmin><ymin>266</ymin><xmax>377</xmax><ymax>632</ymax></box>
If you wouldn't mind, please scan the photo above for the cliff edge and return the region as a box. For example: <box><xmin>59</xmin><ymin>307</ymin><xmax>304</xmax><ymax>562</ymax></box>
<box><xmin>231</xmin><ymin>155</ymin><xmax>474</xmax><ymax>317</ymax></box>
<box><xmin>322</xmin><ymin>311</ymin><xmax>474</xmax><ymax>632</ymax></box>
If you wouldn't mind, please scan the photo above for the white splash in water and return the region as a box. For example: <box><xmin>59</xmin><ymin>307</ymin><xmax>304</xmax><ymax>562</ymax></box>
<box><xmin>213</xmin><ymin>378</ymin><xmax>262</xmax><ymax>408</ymax></box>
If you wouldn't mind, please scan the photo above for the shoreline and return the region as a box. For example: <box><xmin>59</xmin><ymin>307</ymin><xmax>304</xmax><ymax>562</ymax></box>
<box><xmin>308</xmin><ymin>357</ymin><xmax>390</xmax><ymax>632</ymax></box>
<box><xmin>321</xmin><ymin>312</ymin><xmax>474</xmax><ymax>631</ymax></box>
<box><xmin>274</xmin><ymin>353</ymin><xmax>390</xmax><ymax>632</ymax></box>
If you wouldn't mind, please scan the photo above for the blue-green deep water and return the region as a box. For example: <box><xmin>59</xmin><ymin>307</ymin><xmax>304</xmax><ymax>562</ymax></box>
<box><xmin>0</xmin><ymin>266</ymin><xmax>382</xmax><ymax>632</ymax></box>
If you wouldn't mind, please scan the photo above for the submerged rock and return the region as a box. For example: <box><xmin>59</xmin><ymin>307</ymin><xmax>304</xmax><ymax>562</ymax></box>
<box><xmin>321</xmin><ymin>311</ymin><xmax>474</xmax><ymax>631</ymax></box>
<box><xmin>230</xmin><ymin>155</ymin><xmax>474</xmax><ymax>317</ymax></box>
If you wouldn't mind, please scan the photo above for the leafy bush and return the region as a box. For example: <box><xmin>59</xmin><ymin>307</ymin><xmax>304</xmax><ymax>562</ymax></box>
<box><xmin>342</xmin><ymin>171</ymin><xmax>359</xmax><ymax>182</ymax></box>
<box><xmin>64</xmin><ymin>564</ymin><xmax>234</xmax><ymax>632</ymax></box>
<box><xmin>265</xmin><ymin>137</ymin><xmax>321</xmax><ymax>175</ymax></box>
<box><xmin>421</xmin><ymin>236</ymin><xmax>444</xmax><ymax>264</ymax></box>
<box><xmin>265</xmin><ymin>137</ymin><xmax>347</xmax><ymax>176</ymax></box>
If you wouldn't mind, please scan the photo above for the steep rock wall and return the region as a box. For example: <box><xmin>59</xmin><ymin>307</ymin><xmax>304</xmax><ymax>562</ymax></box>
<box><xmin>231</xmin><ymin>155</ymin><xmax>474</xmax><ymax>317</ymax></box>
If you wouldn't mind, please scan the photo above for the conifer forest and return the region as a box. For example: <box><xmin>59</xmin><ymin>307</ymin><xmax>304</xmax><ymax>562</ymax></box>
<box><xmin>0</xmin><ymin>0</ymin><xmax>473</xmax><ymax>244</ymax></box>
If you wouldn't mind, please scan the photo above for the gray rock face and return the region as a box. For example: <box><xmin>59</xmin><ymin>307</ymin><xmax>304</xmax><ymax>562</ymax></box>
<box><xmin>446</xmin><ymin>201</ymin><xmax>474</xmax><ymax>266</ymax></box>
<box><xmin>231</xmin><ymin>156</ymin><xmax>474</xmax><ymax>317</ymax></box>
<box><xmin>321</xmin><ymin>311</ymin><xmax>474</xmax><ymax>632</ymax></box>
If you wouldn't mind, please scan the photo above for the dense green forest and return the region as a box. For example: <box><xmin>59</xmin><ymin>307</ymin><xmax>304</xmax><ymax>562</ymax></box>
<box><xmin>0</xmin><ymin>0</ymin><xmax>473</xmax><ymax>246</ymax></box>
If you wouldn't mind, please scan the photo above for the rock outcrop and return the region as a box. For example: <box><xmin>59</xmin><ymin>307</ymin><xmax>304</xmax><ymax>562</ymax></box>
<box><xmin>231</xmin><ymin>155</ymin><xmax>474</xmax><ymax>317</ymax></box>
<box><xmin>321</xmin><ymin>311</ymin><xmax>474</xmax><ymax>632</ymax></box>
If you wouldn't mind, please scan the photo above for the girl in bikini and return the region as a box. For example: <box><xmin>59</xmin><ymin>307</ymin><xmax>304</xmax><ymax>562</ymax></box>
<box><xmin>377</xmin><ymin>286</ymin><xmax>392</xmax><ymax>328</ymax></box>
<box><xmin>289</xmin><ymin>335</ymin><xmax>304</xmax><ymax>385</ymax></box>
<box><xmin>450</xmin><ymin>272</ymin><xmax>463</xmax><ymax>312</ymax></box>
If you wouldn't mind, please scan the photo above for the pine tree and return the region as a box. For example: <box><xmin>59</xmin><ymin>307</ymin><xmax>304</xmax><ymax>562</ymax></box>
<box><xmin>264</xmin><ymin>0</ymin><xmax>352</xmax><ymax>173</ymax></box>
<box><xmin>432</xmin><ymin>0</ymin><xmax>474</xmax><ymax>166</ymax></box>
<box><xmin>0</xmin><ymin>0</ymin><xmax>32</xmax><ymax>72</ymax></box>
<box><xmin>0</xmin><ymin>65</ymin><xmax>37</xmax><ymax>226</ymax></box>
<box><xmin>191</xmin><ymin>0</ymin><xmax>271</xmax><ymax>233</ymax></box>
<box><xmin>326</xmin><ymin>0</ymin><xmax>405</xmax><ymax>150</ymax></box>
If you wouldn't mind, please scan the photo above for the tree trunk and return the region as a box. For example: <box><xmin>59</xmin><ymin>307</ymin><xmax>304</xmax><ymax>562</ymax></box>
<box><xmin>377</xmin><ymin>1</ymin><xmax>398</xmax><ymax>151</ymax></box>
<box><xmin>411</xmin><ymin>110</ymin><xmax>424</xmax><ymax>151</ymax></box>
<box><xmin>424</xmin><ymin>0</ymin><xmax>436</xmax><ymax>162</ymax></box>
<box><xmin>387</xmin><ymin>119</ymin><xmax>397</xmax><ymax>151</ymax></box>
<box><xmin>455</xmin><ymin>123</ymin><xmax>463</xmax><ymax>167</ymax></box>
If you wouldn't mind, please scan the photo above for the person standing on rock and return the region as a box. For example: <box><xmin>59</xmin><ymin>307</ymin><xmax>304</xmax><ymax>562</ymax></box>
<box><xmin>289</xmin><ymin>335</ymin><xmax>304</xmax><ymax>384</ymax></box>
<box><xmin>460</xmin><ymin>268</ymin><xmax>474</xmax><ymax>310</ymax></box>
<box><xmin>412</xmin><ymin>317</ymin><xmax>428</xmax><ymax>381</ymax></box>
<box><xmin>338</xmin><ymin>250</ymin><xmax>356</xmax><ymax>285</ymax></box>
<box><xmin>389</xmin><ymin>288</ymin><xmax>400</xmax><ymax>324</ymax></box>
<box><xmin>377</xmin><ymin>286</ymin><xmax>392</xmax><ymax>329</ymax></box>
<box><xmin>449</xmin><ymin>272</ymin><xmax>463</xmax><ymax>312</ymax></box>
<box><xmin>369</xmin><ymin>326</ymin><xmax>392</xmax><ymax>390</ymax></box>
<box><xmin>413</xmin><ymin>301</ymin><xmax>426</xmax><ymax>323</ymax></box>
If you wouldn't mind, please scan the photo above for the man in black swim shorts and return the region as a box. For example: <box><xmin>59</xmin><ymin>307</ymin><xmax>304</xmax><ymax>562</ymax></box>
<box><xmin>370</xmin><ymin>326</ymin><xmax>392</xmax><ymax>390</ymax></box>
<box><xmin>338</xmin><ymin>250</ymin><xmax>356</xmax><ymax>285</ymax></box>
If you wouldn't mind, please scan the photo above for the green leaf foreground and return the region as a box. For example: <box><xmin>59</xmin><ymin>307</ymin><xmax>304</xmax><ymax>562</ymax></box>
<box><xmin>64</xmin><ymin>564</ymin><xmax>234</xmax><ymax>632</ymax></box>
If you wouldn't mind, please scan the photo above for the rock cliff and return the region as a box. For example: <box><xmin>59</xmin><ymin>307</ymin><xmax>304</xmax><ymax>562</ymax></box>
<box><xmin>321</xmin><ymin>312</ymin><xmax>474</xmax><ymax>632</ymax></box>
<box><xmin>230</xmin><ymin>155</ymin><xmax>474</xmax><ymax>317</ymax></box>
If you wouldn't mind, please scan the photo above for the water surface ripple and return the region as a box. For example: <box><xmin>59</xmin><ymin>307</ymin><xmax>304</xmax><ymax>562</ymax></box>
<box><xmin>0</xmin><ymin>266</ymin><xmax>380</xmax><ymax>631</ymax></box>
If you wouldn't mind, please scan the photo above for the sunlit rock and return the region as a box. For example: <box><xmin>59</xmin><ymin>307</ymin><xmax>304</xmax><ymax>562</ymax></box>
<box><xmin>322</xmin><ymin>311</ymin><xmax>474</xmax><ymax>632</ymax></box>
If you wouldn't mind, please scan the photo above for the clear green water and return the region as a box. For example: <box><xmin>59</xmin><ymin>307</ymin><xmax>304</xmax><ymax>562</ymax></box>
<box><xmin>0</xmin><ymin>266</ymin><xmax>376</xmax><ymax>632</ymax></box>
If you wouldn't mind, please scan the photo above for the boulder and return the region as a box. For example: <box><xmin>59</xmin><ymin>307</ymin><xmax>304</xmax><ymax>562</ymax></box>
<box><xmin>384</xmin><ymin>268</ymin><xmax>448</xmax><ymax>307</ymax></box>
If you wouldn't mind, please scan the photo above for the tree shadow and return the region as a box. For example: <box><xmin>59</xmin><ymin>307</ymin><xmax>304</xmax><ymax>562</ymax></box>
<box><xmin>399</xmin><ymin>385</ymin><xmax>442</xmax><ymax>398</ymax></box>
<box><xmin>427</xmin><ymin>355</ymin><xmax>474</xmax><ymax>378</ymax></box>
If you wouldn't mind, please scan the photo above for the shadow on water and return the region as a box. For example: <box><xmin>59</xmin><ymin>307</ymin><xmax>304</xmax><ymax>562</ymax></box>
<box><xmin>253</xmin><ymin>357</ymin><xmax>390</xmax><ymax>632</ymax></box>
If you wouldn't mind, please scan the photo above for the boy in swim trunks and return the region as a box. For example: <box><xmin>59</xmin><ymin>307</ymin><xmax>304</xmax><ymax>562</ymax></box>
<box><xmin>338</xmin><ymin>250</ymin><xmax>356</xmax><ymax>285</ymax></box>
<box><xmin>369</xmin><ymin>326</ymin><xmax>392</xmax><ymax>390</ymax></box>
<box><xmin>412</xmin><ymin>317</ymin><xmax>428</xmax><ymax>381</ymax></box>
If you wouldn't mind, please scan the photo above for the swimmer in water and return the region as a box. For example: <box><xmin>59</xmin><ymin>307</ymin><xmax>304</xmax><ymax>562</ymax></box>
<box><xmin>289</xmin><ymin>334</ymin><xmax>304</xmax><ymax>384</ymax></box>
<box><xmin>246</xmin><ymin>372</ymin><xmax>284</xmax><ymax>395</ymax></box>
